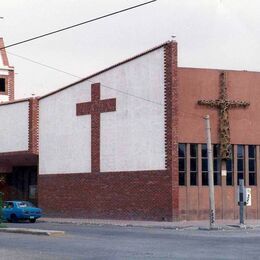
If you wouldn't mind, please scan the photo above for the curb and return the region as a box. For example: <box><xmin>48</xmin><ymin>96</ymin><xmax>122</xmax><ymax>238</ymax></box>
<box><xmin>41</xmin><ymin>219</ymin><xmax>204</xmax><ymax>230</ymax></box>
<box><xmin>0</xmin><ymin>228</ymin><xmax>65</xmax><ymax>237</ymax></box>
<box><xmin>40</xmin><ymin>219</ymin><xmax>196</xmax><ymax>230</ymax></box>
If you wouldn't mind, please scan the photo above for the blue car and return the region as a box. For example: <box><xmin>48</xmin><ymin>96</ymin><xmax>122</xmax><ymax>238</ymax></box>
<box><xmin>2</xmin><ymin>201</ymin><xmax>42</xmax><ymax>223</ymax></box>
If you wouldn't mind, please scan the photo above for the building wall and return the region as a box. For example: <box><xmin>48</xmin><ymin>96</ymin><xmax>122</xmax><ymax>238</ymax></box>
<box><xmin>177</xmin><ymin>68</ymin><xmax>260</xmax><ymax>220</ymax></box>
<box><xmin>178</xmin><ymin>68</ymin><xmax>260</xmax><ymax>144</ymax></box>
<box><xmin>0</xmin><ymin>38</ymin><xmax>14</xmax><ymax>102</ymax></box>
<box><xmin>39</xmin><ymin>170</ymin><xmax>172</xmax><ymax>220</ymax></box>
<box><xmin>0</xmin><ymin>101</ymin><xmax>29</xmax><ymax>153</ymax></box>
<box><xmin>38</xmin><ymin>42</ymin><xmax>177</xmax><ymax>220</ymax></box>
<box><xmin>39</xmin><ymin>47</ymin><xmax>166</xmax><ymax>174</ymax></box>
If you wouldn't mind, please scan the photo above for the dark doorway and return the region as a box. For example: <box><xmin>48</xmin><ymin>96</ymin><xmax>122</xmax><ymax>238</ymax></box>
<box><xmin>6</xmin><ymin>166</ymin><xmax>38</xmax><ymax>205</ymax></box>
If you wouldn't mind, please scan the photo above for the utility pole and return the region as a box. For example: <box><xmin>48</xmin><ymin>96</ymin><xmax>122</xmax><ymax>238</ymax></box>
<box><xmin>204</xmin><ymin>115</ymin><xmax>216</xmax><ymax>229</ymax></box>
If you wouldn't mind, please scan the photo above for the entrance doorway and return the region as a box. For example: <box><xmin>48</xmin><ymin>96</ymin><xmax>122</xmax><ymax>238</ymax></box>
<box><xmin>5</xmin><ymin>166</ymin><xmax>38</xmax><ymax>205</ymax></box>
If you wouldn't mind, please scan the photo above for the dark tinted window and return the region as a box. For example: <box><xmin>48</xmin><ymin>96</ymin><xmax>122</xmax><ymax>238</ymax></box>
<box><xmin>0</xmin><ymin>78</ymin><xmax>5</xmax><ymax>92</ymax></box>
<box><xmin>178</xmin><ymin>144</ymin><xmax>186</xmax><ymax>157</ymax></box>
<box><xmin>237</xmin><ymin>145</ymin><xmax>244</xmax><ymax>185</ymax></box>
<box><xmin>248</xmin><ymin>145</ymin><xmax>256</xmax><ymax>186</ymax></box>
<box><xmin>190</xmin><ymin>144</ymin><xmax>198</xmax><ymax>186</ymax></box>
<box><xmin>179</xmin><ymin>144</ymin><xmax>186</xmax><ymax>185</ymax></box>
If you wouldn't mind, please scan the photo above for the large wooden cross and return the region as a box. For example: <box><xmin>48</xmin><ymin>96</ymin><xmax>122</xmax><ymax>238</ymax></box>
<box><xmin>198</xmin><ymin>71</ymin><xmax>250</xmax><ymax>160</ymax></box>
<box><xmin>76</xmin><ymin>83</ymin><xmax>116</xmax><ymax>172</ymax></box>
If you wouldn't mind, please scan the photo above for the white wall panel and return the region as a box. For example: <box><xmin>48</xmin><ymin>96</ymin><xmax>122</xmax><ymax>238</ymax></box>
<box><xmin>39</xmin><ymin>85</ymin><xmax>92</xmax><ymax>174</ymax></box>
<box><xmin>0</xmin><ymin>101</ymin><xmax>29</xmax><ymax>152</ymax></box>
<box><xmin>92</xmin><ymin>48</ymin><xmax>165</xmax><ymax>172</ymax></box>
<box><xmin>39</xmin><ymin>47</ymin><xmax>166</xmax><ymax>174</ymax></box>
<box><xmin>0</xmin><ymin>95</ymin><xmax>9</xmax><ymax>102</ymax></box>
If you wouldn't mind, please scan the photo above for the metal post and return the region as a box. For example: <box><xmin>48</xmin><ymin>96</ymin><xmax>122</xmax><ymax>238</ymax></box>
<box><xmin>239</xmin><ymin>179</ymin><xmax>245</xmax><ymax>225</ymax></box>
<box><xmin>204</xmin><ymin>115</ymin><xmax>216</xmax><ymax>229</ymax></box>
<box><xmin>0</xmin><ymin>192</ymin><xmax>3</xmax><ymax>224</ymax></box>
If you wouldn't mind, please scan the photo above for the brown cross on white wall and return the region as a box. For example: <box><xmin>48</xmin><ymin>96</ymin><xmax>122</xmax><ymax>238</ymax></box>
<box><xmin>76</xmin><ymin>83</ymin><xmax>116</xmax><ymax>173</ymax></box>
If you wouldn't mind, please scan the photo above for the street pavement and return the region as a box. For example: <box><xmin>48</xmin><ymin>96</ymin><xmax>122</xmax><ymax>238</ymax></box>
<box><xmin>1</xmin><ymin>221</ymin><xmax>260</xmax><ymax>259</ymax></box>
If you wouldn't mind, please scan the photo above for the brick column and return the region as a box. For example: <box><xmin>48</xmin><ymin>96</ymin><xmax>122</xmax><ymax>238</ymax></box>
<box><xmin>8</xmin><ymin>69</ymin><xmax>15</xmax><ymax>101</ymax></box>
<box><xmin>28</xmin><ymin>98</ymin><xmax>39</xmax><ymax>154</ymax></box>
<box><xmin>164</xmin><ymin>41</ymin><xmax>178</xmax><ymax>220</ymax></box>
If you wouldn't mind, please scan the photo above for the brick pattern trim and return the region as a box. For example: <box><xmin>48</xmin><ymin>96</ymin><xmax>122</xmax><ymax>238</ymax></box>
<box><xmin>8</xmin><ymin>70</ymin><xmax>14</xmax><ymax>101</ymax></box>
<box><xmin>0</xmin><ymin>38</ymin><xmax>9</xmax><ymax>67</ymax></box>
<box><xmin>76</xmin><ymin>83</ymin><xmax>116</xmax><ymax>173</ymax></box>
<box><xmin>28</xmin><ymin>98</ymin><xmax>39</xmax><ymax>154</ymax></box>
<box><xmin>164</xmin><ymin>41</ymin><xmax>179</xmax><ymax>220</ymax></box>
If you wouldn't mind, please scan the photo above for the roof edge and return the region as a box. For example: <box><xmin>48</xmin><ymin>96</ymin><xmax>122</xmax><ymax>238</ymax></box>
<box><xmin>179</xmin><ymin>66</ymin><xmax>260</xmax><ymax>74</ymax></box>
<box><xmin>0</xmin><ymin>97</ymin><xmax>31</xmax><ymax>107</ymax></box>
<box><xmin>39</xmin><ymin>41</ymin><xmax>173</xmax><ymax>100</ymax></box>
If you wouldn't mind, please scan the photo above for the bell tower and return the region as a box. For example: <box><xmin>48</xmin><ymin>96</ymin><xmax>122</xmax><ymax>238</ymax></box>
<box><xmin>0</xmin><ymin>38</ymin><xmax>14</xmax><ymax>102</ymax></box>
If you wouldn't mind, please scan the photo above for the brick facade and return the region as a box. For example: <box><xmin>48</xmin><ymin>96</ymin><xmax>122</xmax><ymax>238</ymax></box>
<box><xmin>38</xmin><ymin>171</ymin><xmax>172</xmax><ymax>220</ymax></box>
<box><xmin>37</xmin><ymin>41</ymin><xmax>178</xmax><ymax>221</ymax></box>
<box><xmin>2</xmin><ymin>39</ymin><xmax>260</xmax><ymax>221</ymax></box>
<box><xmin>164</xmin><ymin>41</ymin><xmax>179</xmax><ymax>220</ymax></box>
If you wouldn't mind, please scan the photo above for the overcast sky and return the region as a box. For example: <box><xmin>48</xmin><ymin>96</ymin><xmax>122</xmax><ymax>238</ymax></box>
<box><xmin>1</xmin><ymin>0</ymin><xmax>260</xmax><ymax>99</ymax></box>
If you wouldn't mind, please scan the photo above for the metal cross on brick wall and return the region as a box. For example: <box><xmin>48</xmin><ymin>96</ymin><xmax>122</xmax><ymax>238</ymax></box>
<box><xmin>198</xmin><ymin>71</ymin><xmax>250</xmax><ymax>160</ymax></box>
<box><xmin>76</xmin><ymin>83</ymin><xmax>116</xmax><ymax>172</ymax></box>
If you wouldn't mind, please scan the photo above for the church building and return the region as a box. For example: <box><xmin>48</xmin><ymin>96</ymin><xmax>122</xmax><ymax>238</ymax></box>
<box><xmin>0</xmin><ymin>37</ymin><xmax>260</xmax><ymax>221</ymax></box>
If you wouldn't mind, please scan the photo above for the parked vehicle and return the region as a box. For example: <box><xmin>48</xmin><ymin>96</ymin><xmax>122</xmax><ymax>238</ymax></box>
<box><xmin>2</xmin><ymin>201</ymin><xmax>42</xmax><ymax>223</ymax></box>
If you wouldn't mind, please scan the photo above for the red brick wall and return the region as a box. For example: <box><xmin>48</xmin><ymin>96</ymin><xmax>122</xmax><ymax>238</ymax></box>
<box><xmin>38</xmin><ymin>171</ymin><xmax>172</xmax><ymax>220</ymax></box>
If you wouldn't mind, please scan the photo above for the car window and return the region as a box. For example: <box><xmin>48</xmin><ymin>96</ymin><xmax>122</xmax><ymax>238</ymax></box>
<box><xmin>18</xmin><ymin>202</ymin><xmax>27</xmax><ymax>208</ymax></box>
<box><xmin>6</xmin><ymin>202</ymin><xmax>14</xmax><ymax>208</ymax></box>
<box><xmin>17</xmin><ymin>201</ymin><xmax>35</xmax><ymax>208</ymax></box>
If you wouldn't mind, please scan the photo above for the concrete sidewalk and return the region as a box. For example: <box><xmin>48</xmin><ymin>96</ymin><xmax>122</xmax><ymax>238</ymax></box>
<box><xmin>40</xmin><ymin>217</ymin><xmax>260</xmax><ymax>230</ymax></box>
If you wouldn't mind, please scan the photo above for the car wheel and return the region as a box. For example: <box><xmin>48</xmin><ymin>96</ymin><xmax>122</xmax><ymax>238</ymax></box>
<box><xmin>29</xmin><ymin>219</ymin><xmax>36</xmax><ymax>223</ymax></box>
<box><xmin>10</xmin><ymin>214</ymin><xmax>18</xmax><ymax>223</ymax></box>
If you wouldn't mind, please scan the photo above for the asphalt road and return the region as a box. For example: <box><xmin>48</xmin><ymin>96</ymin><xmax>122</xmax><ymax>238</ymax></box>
<box><xmin>1</xmin><ymin>222</ymin><xmax>260</xmax><ymax>259</ymax></box>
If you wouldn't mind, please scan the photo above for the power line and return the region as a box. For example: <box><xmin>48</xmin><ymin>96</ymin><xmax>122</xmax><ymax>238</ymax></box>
<box><xmin>8</xmin><ymin>51</ymin><xmax>163</xmax><ymax>106</ymax></box>
<box><xmin>8</xmin><ymin>51</ymin><xmax>80</xmax><ymax>79</ymax></box>
<box><xmin>1</xmin><ymin>0</ymin><xmax>157</xmax><ymax>50</ymax></box>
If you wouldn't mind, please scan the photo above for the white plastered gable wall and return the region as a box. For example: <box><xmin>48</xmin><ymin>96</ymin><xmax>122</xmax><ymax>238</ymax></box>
<box><xmin>39</xmin><ymin>47</ymin><xmax>166</xmax><ymax>174</ymax></box>
<box><xmin>0</xmin><ymin>101</ymin><xmax>29</xmax><ymax>152</ymax></box>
